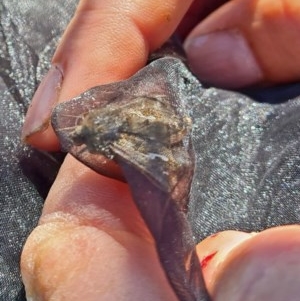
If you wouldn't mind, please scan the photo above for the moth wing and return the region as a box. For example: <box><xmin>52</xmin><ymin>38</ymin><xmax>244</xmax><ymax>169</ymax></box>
<box><xmin>110</xmin><ymin>134</ymin><xmax>194</xmax><ymax>205</ymax></box>
<box><xmin>70</xmin><ymin>144</ymin><xmax>124</xmax><ymax>181</ymax></box>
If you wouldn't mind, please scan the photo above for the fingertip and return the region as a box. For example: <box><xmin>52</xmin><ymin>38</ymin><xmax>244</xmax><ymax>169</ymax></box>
<box><xmin>22</xmin><ymin>65</ymin><xmax>63</xmax><ymax>150</ymax></box>
<box><xmin>23</xmin><ymin>126</ymin><xmax>60</xmax><ymax>151</ymax></box>
<box><xmin>184</xmin><ymin>29</ymin><xmax>264</xmax><ymax>88</ymax></box>
<box><xmin>212</xmin><ymin>225</ymin><xmax>300</xmax><ymax>301</ymax></box>
<box><xmin>196</xmin><ymin>230</ymin><xmax>253</xmax><ymax>293</ymax></box>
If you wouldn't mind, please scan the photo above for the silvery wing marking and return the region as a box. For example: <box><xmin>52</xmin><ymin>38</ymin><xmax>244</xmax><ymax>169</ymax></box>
<box><xmin>51</xmin><ymin>55</ymin><xmax>210</xmax><ymax>301</ymax></box>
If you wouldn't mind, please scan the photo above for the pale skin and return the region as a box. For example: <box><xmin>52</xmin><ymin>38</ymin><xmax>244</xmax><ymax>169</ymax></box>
<box><xmin>21</xmin><ymin>1</ymin><xmax>300</xmax><ymax>300</ymax></box>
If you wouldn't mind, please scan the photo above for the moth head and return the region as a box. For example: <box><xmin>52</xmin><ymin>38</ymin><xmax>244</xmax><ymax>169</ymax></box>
<box><xmin>70</xmin><ymin>124</ymin><xmax>90</xmax><ymax>146</ymax></box>
<box><xmin>68</xmin><ymin>112</ymin><xmax>117</xmax><ymax>159</ymax></box>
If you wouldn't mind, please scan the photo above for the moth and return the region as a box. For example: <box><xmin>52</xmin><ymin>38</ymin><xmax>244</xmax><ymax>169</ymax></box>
<box><xmin>68</xmin><ymin>95</ymin><xmax>191</xmax><ymax>192</ymax></box>
<box><xmin>51</xmin><ymin>51</ymin><xmax>209</xmax><ymax>301</ymax></box>
<box><xmin>52</xmin><ymin>57</ymin><xmax>196</xmax><ymax>207</ymax></box>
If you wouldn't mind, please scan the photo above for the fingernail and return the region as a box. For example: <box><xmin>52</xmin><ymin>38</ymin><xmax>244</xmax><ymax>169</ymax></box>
<box><xmin>22</xmin><ymin>65</ymin><xmax>63</xmax><ymax>142</ymax></box>
<box><xmin>184</xmin><ymin>30</ymin><xmax>263</xmax><ymax>88</ymax></box>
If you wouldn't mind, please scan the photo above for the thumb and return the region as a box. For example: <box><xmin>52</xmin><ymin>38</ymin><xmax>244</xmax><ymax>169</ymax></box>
<box><xmin>22</xmin><ymin>0</ymin><xmax>193</xmax><ymax>150</ymax></box>
<box><xmin>184</xmin><ymin>0</ymin><xmax>300</xmax><ymax>89</ymax></box>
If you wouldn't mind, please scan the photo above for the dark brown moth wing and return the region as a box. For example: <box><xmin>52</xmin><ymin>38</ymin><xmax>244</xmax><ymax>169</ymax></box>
<box><xmin>110</xmin><ymin>134</ymin><xmax>194</xmax><ymax>207</ymax></box>
<box><xmin>51</xmin><ymin>54</ymin><xmax>210</xmax><ymax>301</ymax></box>
<box><xmin>117</xmin><ymin>157</ymin><xmax>206</xmax><ymax>301</ymax></box>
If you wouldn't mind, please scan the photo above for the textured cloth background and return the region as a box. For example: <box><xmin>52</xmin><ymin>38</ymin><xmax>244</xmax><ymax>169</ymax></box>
<box><xmin>0</xmin><ymin>1</ymin><xmax>299</xmax><ymax>300</ymax></box>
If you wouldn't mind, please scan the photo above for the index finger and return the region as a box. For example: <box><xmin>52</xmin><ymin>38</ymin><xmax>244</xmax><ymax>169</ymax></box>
<box><xmin>22</xmin><ymin>0</ymin><xmax>194</xmax><ymax>150</ymax></box>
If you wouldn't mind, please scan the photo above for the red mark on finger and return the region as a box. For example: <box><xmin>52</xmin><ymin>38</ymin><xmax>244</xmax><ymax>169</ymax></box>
<box><xmin>200</xmin><ymin>251</ymin><xmax>217</xmax><ymax>269</ymax></box>
<box><xmin>209</xmin><ymin>233</ymin><xmax>219</xmax><ymax>238</ymax></box>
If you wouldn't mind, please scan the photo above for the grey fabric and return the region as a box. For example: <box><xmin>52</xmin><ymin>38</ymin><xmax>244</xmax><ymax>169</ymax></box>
<box><xmin>0</xmin><ymin>1</ymin><xmax>299</xmax><ymax>301</ymax></box>
<box><xmin>188</xmin><ymin>85</ymin><xmax>300</xmax><ymax>241</ymax></box>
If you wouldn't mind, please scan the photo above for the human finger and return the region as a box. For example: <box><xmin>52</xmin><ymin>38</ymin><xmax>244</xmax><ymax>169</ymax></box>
<box><xmin>22</xmin><ymin>0</ymin><xmax>195</xmax><ymax>150</ymax></box>
<box><xmin>197</xmin><ymin>225</ymin><xmax>300</xmax><ymax>300</ymax></box>
<box><xmin>184</xmin><ymin>0</ymin><xmax>300</xmax><ymax>88</ymax></box>
<box><xmin>21</xmin><ymin>155</ymin><xmax>179</xmax><ymax>301</ymax></box>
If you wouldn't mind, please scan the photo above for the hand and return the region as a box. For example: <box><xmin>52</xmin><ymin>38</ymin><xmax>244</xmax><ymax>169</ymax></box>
<box><xmin>21</xmin><ymin>1</ymin><xmax>300</xmax><ymax>300</ymax></box>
